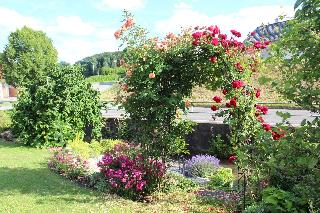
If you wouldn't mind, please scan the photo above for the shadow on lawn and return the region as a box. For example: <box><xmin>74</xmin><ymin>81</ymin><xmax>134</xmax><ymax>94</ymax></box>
<box><xmin>0</xmin><ymin>166</ymin><xmax>105</xmax><ymax>204</ymax></box>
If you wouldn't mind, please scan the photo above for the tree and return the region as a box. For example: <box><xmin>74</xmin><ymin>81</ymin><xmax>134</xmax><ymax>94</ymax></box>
<box><xmin>12</xmin><ymin>64</ymin><xmax>103</xmax><ymax>147</ymax></box>
<box><xmin>1</xmin><ymin>26</ymin><xmax>58</xmax><ymax>87</ymax></box>
<box><xmin>269</xmin><ymin>0</ymin><xmax>320</xmax><ymax>112</ymax></box>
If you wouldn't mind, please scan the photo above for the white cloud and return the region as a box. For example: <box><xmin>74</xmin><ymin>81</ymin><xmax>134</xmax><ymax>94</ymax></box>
<box><xmin>0</xmin><ymin>7</ymin><xmax>42</xmax><ymax>31</ymax></box>
<box><xmin>48</xmin><ymin>16</ymin><xmax>95</xmax><ymax>36</ymax></box>
<box><xmin>155</xmin><ymin>4</ymin><xmax>294</xmax><ymax>38</ymax></box>
<box><xmin>98</xmin><ymin>0</ymin><xmax>145</xmax><ymax>11</ymax></box>
<box><xmin>0</xmin><ymin>7</ymin><xmax>118</xmax><ymax>64</ymax></box>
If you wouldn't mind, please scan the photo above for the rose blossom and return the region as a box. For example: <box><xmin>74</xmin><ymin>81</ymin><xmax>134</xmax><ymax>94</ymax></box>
<box><xmin>211</xmin><ymin>105</ymin><xmax>219</xmax><ymax>111</ymax></box>
<box><xmin>213</xmin><ymin>96</ymin><xmax>222</xmax><ymax>103</ymax></box>
<box><xmin>232</xmin><ymin>80</ymin><xmax>245</xmax><ymax>89</ymax></box>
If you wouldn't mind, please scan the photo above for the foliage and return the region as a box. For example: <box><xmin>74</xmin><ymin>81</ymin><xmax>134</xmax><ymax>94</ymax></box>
<box><xmin>184</xmin><ymin>154</ymin><xmax>220</xmax><ymax>178</ymax></box>
<box><xmin>76</xmin><ymin>51</ymin><xmax>123</xmax><ymax>77</ymax></box>
<box><xmin>12</xmin><ymin>65</ymin><xmax>103</xmax><ymax>147</ymax></box>
<box><xmin>268</xmin><ymin>0</ymin><xmax>320</xmax><ymax>113</ymax></box>
<box><xmin>209</xmin><ymin>134</ymin><xmax>233</xmax><ymax>159</ymax></box>
<box><xmin>97</xmin><ymin>152</ymin><xmax>165</xmax><ymax>200</ymax></box>
<box><xmin>267</xmin><ymin>118</ymin><xmax>320</xmax><ymax>208</ymax></box>
<box><xmin>160</xmin><ymin>172</ymin><xmax>198</xmax><ymax>193</ymax></box>
<box><xmin>48</xmin><ymin>147</ymin><xmax>89</xmax><ymax>179</ymax></box>
<box><xmin>67</xmin><ymin>133</ymin><xmax>122</xmax><ymax>159</ymax></box>
<box><xmin>261</xmin><ymin>187</ymin><xmax>308</xmax><ymax>213</ymax></box>
<box><xmin>0</xmin><ymin>111</ymin><xmax>12</xmax><ymax>132</ymax></box>
<box><xmin>1</xmin><ymin>26</ymin><xmax>58</xmax><ymax>87</ymax></box>
<box><xmin>208</xmin><ymin>168</ymin><xmax>234</xmax><ymax>190</ymax></box>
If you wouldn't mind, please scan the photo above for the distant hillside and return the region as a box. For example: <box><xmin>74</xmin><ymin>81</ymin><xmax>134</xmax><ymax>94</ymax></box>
<box><xmin>76</xmin><ymin>51</ymin><xmax>123</xmax><ymax>77</ymax></box>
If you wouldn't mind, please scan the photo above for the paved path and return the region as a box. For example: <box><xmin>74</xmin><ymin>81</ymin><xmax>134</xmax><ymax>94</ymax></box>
<box><xmin>103</xmin><ymin>107</ymin><xmax>319</xmax><ymax>126</ymax></box>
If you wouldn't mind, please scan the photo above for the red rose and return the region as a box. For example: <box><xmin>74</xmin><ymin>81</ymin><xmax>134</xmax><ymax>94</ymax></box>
<box><xmin>254</xmin><ymin>41</ymin><xmax>262</xmax><ymax>49</ymax></box>
<box><xmin>209</xmin><ymin>56</ymin><xmax>217</xmax><ymax>63</ymax></box>
<box><xmin>230</xmin><ymin>98</ymin><xmax>237</xmax><ymax>107</ymax></box>
<box><xmin>213</xmin><ymin>96</ymin><xmax>222</xmax><ymax>103</ymax></box>
<box><xmin>192</xmin><ymin>40</ymin><xmax>199</xmax><ymax>46</ymax></box>
<box><xmin>222</xmin><ymin>89</ymin><xmax>228</xmax><ymax>95</ymax></box>
<box><xmin>255</xmin><ymin>88</ymin><xmax>261</xmax><ymax>98</ymax></box>
<box><xmin>232</xmin><ymin>80</ymin><xmax>245</xmax><ymax>89</ymax></box>
<box><xmin>228</xmin><ymin>155</ymin><xmax>237</xmax><ymax>162</ymax></box>
<box><xmin>272</xmin><ymin>129</ymin><xmax>286</xmax><ymax>140</ymax></box>
<box><xmin>192</xmin><ymin>31</ymin><xmax>202</xmax><ymax>39</ymax></box>
<box><xmin>211</xmin><ymin>38</ymin><xmax>219</xmax><ymax>46</ymax></box>
<box><xmin>264</xmin><ymin>40</ymin><xmax>271</xmax><ymax>45</ymax></box>
<box><xmin>213</xmin><ymin>25</ymin><xmax>220</xmax><ymax>35</ymax></box>
<box><xmin>219</xmin><ymin>34</ymin><xmax>227</xmax><ymax>40</ymax></box>
<box><xmin>226</xmin><ymin>102</ymin><xmax>231</xmax><ymax>108</ymax></box>
<box><xmin>211</xmin><ymin>105</ymin><xmax>219</xmax><ymax>111</ymax></box>
<box><xmin>230</xmin><ymin>29</ymin><xmax>241</xmax><ymax>37</ymax></box>
<box><xmin>262</xmin><ymin>123</ymin><xmax>271</xmax><ymax>131</ymax></box>
<box><xmin>256</xmin><ymin>105</ymin><xmax>268</xmax><ymax>115</ymax></box>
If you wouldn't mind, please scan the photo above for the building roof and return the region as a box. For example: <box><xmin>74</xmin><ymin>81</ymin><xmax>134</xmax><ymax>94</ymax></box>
<box><xmin>245</xmin><ymin>20</ymin><xmax>288</xmax><ymax>43</ymax></box>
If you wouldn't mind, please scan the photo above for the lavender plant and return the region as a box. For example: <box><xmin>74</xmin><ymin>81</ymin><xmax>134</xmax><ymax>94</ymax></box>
<box><xmin>184</xmin><ymin>154</ymin><xmax>220</xmax><ymax>178</ymax></box>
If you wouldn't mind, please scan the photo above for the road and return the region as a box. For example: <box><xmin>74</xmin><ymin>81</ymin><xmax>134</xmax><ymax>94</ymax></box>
<box><xmin>1</xmin><ymin>102</ymin><xmax>317</xmax><ymax>126</ymax></box>
<box><xmin>103</xmin><ymin>107</ymin><xmax>319</xmax><ymax>126</ymax></box>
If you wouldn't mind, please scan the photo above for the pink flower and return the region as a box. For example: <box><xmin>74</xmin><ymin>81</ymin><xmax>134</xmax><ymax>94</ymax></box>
<box><xmin>251</xmin><ymin>31</ymin><xmax>256</xmax><ymax>36</ymax></box>
<box><xmin>136</xmin><ymin>180</ymin><xmax>146</xmax><ymax>191</ymax></box>
<box><xmin>232</xmin><ymin>80</ymin><xmax>245</xmax><ymax>89</ymax></box>
<box><xmin>211</xmin><ymin>38</ymin><xmax>219</xmax><ymax>46</ymax></box>
<box><xmin>213</xmin><ymin>96</ymin><xmax>222</xmax><ymax>103</ymax></box>
<box><xmin>230</xmin><ymin>30</ymin><xmax>241</xmax><ymax>37</ymax></box>
<box><xmin>149</xmin><ymin>73</ymin><xmax>156</xmax><ymax>79</ymax></box>
<box><xmin>114</xmin><ymin>29</ymin><xmax>122</xmax><ymax>39</ymax></box>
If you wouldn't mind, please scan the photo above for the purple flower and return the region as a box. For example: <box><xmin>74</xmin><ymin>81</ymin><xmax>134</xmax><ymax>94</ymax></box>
<box><xmin>185</xmin><ymin>154</ymin><xmax>220</xmax><ymax>177</ymax></box>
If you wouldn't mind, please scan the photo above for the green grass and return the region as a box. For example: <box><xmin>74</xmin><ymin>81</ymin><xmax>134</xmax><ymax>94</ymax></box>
<box><xmin>86</xmin><ymin>74</ymin><xmax>120</xmax><ymax>83</ymax></box>
<box><xmin>0</xmin><ymin>140</ymin><xmax>226</xmax><ymax>212</ymax></box>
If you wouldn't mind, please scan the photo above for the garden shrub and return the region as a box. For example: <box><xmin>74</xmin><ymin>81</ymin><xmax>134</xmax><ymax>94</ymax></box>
<box><xmin>209</xmin><ymin>134</ymin><xmax>233</xmax><ymax>159</ymax></box>
<box><xmin>208</xmin><ymin>168</ymin><xmax>234</xmax><ymax>190</ymax></box>
<box><xmin>68</xmin><ymin>133</ymin><xmax>123</xmax><ymax>159</ymax></box>
<box><xmin>160</xmin><ymin>172</ymin><xmax>198</xmax><ymax>193</ymax></box>
<box><xmin>12</xmin><ymin>65</ymin><xmax>102</xmax><ymax>147</ymax></box>
<box><xmin>0</xmin><ymin>111</ymin><xmax>12</xmax><ymax>132</ymax></box>
<box><xmin>48</xmin><ymin>147</ymin><xmax>89</xmax><ymax>179</ymax></box>
<box><xmin>184</xmin><ymin>154</ymin><xmax>220</xmax><ymax>178</ymax></box>
<box><xmin>97</xmin><ymin>152</ymin><xmax>165</xmax><ymax>200</ymax></box>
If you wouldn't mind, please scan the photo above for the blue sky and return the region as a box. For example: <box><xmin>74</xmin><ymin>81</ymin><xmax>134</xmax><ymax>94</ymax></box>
<box><xmin>0</xmin><ymin>0</ymin><xmax>296</xmax><ymax>63</ymax></box>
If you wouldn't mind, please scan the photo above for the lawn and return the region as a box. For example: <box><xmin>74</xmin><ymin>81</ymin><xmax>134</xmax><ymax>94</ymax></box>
<box><xmin>0</xmin><ymin>140</ymin><xmax>225</xmax><ymax>212</ymax></box>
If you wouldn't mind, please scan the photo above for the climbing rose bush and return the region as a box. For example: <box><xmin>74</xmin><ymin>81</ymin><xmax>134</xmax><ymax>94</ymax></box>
<box><xmin>115</xmin><ymin>11</ymin><xmax>272</xmax><ymax>164</ymax></box>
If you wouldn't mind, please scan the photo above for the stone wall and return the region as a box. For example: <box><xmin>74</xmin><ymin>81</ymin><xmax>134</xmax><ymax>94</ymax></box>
<box><xmin>102</xmin><ymin>118</ymin><xmax>230</xmax><ymax>154</ymax></box>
